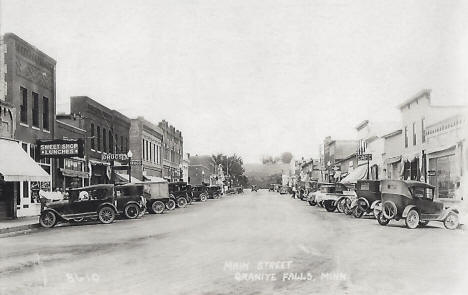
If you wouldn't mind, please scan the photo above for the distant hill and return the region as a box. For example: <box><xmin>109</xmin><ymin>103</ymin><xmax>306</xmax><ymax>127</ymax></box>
<box><xmin>244</xmin><ymin>163</ymin><xmax>290</xmax><ymax>187</ymax></box>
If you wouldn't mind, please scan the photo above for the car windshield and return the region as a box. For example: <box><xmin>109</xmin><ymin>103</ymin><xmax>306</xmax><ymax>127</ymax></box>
<box><xmin>320</xmin><ymin>186</ymin><xmax>335</xmax><ymax>193</ymax></box>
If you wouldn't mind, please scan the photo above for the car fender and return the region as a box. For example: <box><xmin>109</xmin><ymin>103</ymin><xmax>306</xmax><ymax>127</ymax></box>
<box><xmin>401</xmin><ymin>205</ymin><xmax>418</xmax><ymax>218</ymax></box>
<box><xmin>42</xmin><ymin>208</ymin><xmax>68</xmax><ymax>221</ymax></box>
<box><xmin>97</xmin><ymin>202</ymin><xmax>118</xmax><ymax>213</ymax></box>
<box><xmin>439</xmin><ymin>208</ymin><xmax>459</xmax><ymax>220</ymax></box>
<box><xmin>370</xmin><ymin>200</ymin><xmax>381</xmax><ymax>210</ymax></box>
<box><xmin>356</xmin><ymin>197</ymin><xmax>370</xmax><ymax>209</ymax></box>
<box><xmin>336</xmin><ymin>196</ymin><xmax>347</xmax><ymax>204</ymax></box>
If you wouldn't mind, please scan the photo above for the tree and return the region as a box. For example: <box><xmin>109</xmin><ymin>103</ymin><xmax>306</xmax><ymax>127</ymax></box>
<box><xmin>211</xmin><ymin>153</ymin><xmax>246</xmax><ymax>186</ymax></box>
<box><xmin>281</xmin><ymin>152</ymin><xmax>293</xmax><ymax>164</ymax></box>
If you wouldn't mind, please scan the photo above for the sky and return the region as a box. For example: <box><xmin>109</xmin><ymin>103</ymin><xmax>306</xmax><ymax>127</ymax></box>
<box><xmin>1</xmin><ymin>0</ymin><xmax>467</xmax><ymax>163</ymax></box>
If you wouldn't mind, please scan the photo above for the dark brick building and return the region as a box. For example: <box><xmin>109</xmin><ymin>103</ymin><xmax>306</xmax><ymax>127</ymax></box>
<box><xmin>158</xmin><ymin>120</ymin><xmax>183</xmax><ymax>181</ymax></box>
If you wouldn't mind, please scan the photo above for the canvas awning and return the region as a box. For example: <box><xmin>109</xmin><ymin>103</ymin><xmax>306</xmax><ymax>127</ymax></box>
<box><xmin>143</xmin><ymin>175</ymin><xmax>167</xmax><ymax>183</ymax></box>
<box><xmin>0</xmin><ymin>139</ymin><xmax>50</xmax><ymax>182</ymax></box>
<box><xmin>115</xmin><ymin>172</ymin><xmax>141</xmax><ymax>184</ymax></box>
<box><xmin>60</xmin><ymin>168</ymin><xmax>89</xmax><ymax>178</ymax></box>
<box><xmin>340</xmin><ymin>165</ymin><xmax>368</xmax><ymax>184</ymax></box>
<box><xmin>384</xmin><ymin>155</ymin><xmax>401</xmax><ymax>165</ymax></box>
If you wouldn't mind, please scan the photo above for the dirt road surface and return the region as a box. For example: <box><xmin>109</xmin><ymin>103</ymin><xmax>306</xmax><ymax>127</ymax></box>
<box><xmin>1</xmin><ymin>190</ymin><xmax>467</xmax><ymax>295</ymax></box>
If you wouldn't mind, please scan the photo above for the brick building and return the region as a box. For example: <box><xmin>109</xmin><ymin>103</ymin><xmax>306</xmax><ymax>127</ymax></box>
<box><xmin>0</xmin><ymin>33</ymin><xmax>56</xmax><ymax>218</ymax></box>
<box><xmin>129</xmin><ymin>117</ymin><xmax>163</xmax><ymax>181</ymax></box>
<box><xmin>188</xmin><ymin>154</ymin><xmax>215</xmax><ymax>185</ymax></box>
<box><xmin>59</xmin><ymin>96</ymin><xmax>131</xmax><ymax>184</ymax></box>
<box><xmin>158</xmin><ymin>120</ymin><xmax>183</xmax><ymax>181</ymax></box>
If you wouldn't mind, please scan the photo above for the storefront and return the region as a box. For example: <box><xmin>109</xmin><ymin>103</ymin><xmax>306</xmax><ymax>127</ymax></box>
<box><xmin>0</xmin><ymin>138</ymin><xmax>51</xmax><ymax>219</ymax></box>
<box><xmin>427</xmin><ymin>146</ymin><xmax>459</xmax><ymax>199</ymax></box>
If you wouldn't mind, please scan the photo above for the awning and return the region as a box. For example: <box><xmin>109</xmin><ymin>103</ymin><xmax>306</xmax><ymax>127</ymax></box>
<box><xmin>0</xmin><ymin>139</ymin><xmax>50</xmax><ymax>182</ymax></box>
<box><xmin>115</xmin><ymin>172</ymin><xmax>141</xmax><ymax>184</ymax></box>
<box><xmin>143</xmin><ymin>175</ymin><xmax>167</xmax><ymax>183</ymax></box>
<box><xmin>384</xmin><ymin>155</ymin><xmax>401</xmax><ymax>165</ymax></box>
<box><xmin>340</xmin><ymin>165</ymin><xmax>368</xmax><ymax>184</ymax></box>
<box><xmin>60</xmin><ymin>168</ymin><xmax>89</xmax><ymax>178</ymax></box>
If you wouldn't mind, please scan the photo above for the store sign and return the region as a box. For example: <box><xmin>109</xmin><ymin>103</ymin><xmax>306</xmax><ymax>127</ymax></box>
<box><xmin>38</xmin><ymin>139</ymin><xmax>84</xmax><ymax>158</ymax></box>
<box><xmin>102</xmin><ymin>153</ymin><xmax>129</xmax><ymax>161</ymax></box>
<box><xmin>357</xmin><ymin>154</ymin><xmax>372</xmax><ymax>161</ymax></box>
<box><xmin>130</xmin><ymin>160</ymin><xmax>142</xmax><ymax>166</ymax></box>
<box><xmin>427</xmin><ymin>170</ymin><xmax>436</xmax><ymax>177</ymax></box>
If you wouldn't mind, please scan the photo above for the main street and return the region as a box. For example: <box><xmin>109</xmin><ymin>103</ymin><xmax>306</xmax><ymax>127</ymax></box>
<box><xmin>1</xmin><ymin>190</ymin><xmax>467</xmax><ymax>295</ymax></box>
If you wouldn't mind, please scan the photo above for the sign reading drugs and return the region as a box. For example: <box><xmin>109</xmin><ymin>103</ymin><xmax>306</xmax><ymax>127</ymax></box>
<box><xmin>38</xmin><ymin>139</ymin><xmax>84</xmax><ymax>158</ymax></box>
<box><xmin>101</xmin><ymin>153</ymin><xmax>129</xmax><ymax>161</ymax></box>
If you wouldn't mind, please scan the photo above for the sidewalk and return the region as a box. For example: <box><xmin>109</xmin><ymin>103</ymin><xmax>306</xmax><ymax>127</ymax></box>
<box><xmin>0</xmin><ymin>216</ymin><xmax>40</xmax><ymax>235</ymax></box>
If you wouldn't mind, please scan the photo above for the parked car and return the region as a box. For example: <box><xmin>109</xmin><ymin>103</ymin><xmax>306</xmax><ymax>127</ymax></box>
<box><xmin>139</xmin><ymin>180</ymin><xmax>173</xmax><ymax>213</ymax></box>
<box><xmin>314</xmin><ymin>183</ymin><xmax>352</xmax><ymax>212</ymax></box>
<box><xmin>114</xmin><ymin>184</ymin><xmax>147</xmax><ymax>219</ymax></box>
<box><xmin>191</xmin><ymin>185</ymin><xmax>208</xmax><ymax>202</ymax></box>
<box><xmin>251</xmin><ymin>185</ymin><xmax>258</xmax><ymax>192</ymax></box>
<box><xmin>207</xmin><ymin>185</ymin><xmax>222</xmax><ymax>199</ymax></box>
<box><xmin>268</xmin><ymin>184</ymin><xmax>276</xmax><ymax>192</ymax></box>
<box><xmin>307</xmin><ymin>182</ymin><xmax>328</xmax><ymax>206</ymax></box>
<box><xmin>39</xmin><ymin>184</ymin><xmax>119</xmax><ymax>228</ymax></box>
<box><xmin>350</xmin><ymin>180</ymin><xmax>381</xmax><ymax>218</ymax></box>
<box><xmin>168</xmin><ymin>182</ymin><xmax>192</xmax><ymax>208</ymax></box>
<box><xmin>374</xmin><ymin>180</ymin><xmax>460</xmax><ymax>229</ymax></box>
<box><xmin>279</xmin><ymin>186</ymin><xmax>289</xmax><ymax>195</ymax></box>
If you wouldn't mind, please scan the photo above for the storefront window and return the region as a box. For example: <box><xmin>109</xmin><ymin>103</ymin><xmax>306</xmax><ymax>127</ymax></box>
<box><xmin>429</xmin><ymin>155</ymin><xmax>457</xmax><ymax>198</ymax></box>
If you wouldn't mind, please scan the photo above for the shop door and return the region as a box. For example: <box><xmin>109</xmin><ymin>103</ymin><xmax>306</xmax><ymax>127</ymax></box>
<box><xmin>0</xmin><ymin>183</ymin><xmax>14</xmax><ymax>219</ymax></box>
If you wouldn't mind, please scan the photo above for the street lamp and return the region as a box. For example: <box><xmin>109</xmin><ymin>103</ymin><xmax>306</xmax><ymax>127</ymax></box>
<box><xmin>127</xmin><ymin>150</ymin><xmax>133</xmax><ymax>183</ymax></box>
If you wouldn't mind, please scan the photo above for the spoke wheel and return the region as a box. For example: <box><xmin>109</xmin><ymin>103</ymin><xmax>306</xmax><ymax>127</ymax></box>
<box><xmin>444</xmin><ymin>212</ymin><xmax>459</xmax><ymax>230</ymax></box>
<box><xmin>124</xmin><ymin>204</ymin><xmax>140</xmax><ymax>219</ymax></box>
<box><xmin>151</xmin><ymin>201</ymin><xmax>165</xmax><ymax>214</ymax></box>
<box><xmin>353</xmin><ymin>207</ymin><xmax>364</xmax><ymax>218</ymax></box>
<box><xmin>382</xmin><ymin>201</ymin><xmax>397</xmax><ymax>220</ymax></box>
<box><xmin>166</xmin><ymin>199</ymin><xmax>176</xmax><ymax>210</ymax></box>
<box><xmin>324</xmin><ymin>201</ymin><xmax>337</xmax><ymax>212</ymax></box>
<box><xmin>39</xmin><ymin>211</ymin><xmax>57</xmax><ymax>228</ymax></box>
<box><xmin>200</xmin><ymin>194</ymin><xmax>207</xmax><ymax>202</ymax></box>
<box><xmin>177</xmin><ymin>197</ymin><xmax>187</xmax><ymax>208</ymax></box>
<box><xmin>336</xmin><ymin>198</ymin><xmax>345</xmax><ymax>213</ymax></box>
<box><xmin>98</xmin><ymin>206</ymin><xmax>116</xmax><ymax>224</ymax></box>
<box><xmin>405</xmin><ymin>210</ymin><xmax>420</xmax><ymax>229</ymax></box>
<box><xmin>344</xmin><ymin>199</ymin><xmax>353</xmax><ymax>215</ymax></box>
<box><xmin>377</xmin><ymin>212</ymin><xmax>389</xmax><ymax>226</ymax></box>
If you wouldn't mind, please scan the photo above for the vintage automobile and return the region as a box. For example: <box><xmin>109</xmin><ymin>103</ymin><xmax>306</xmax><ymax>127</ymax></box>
<box><xmin>268</xmin><ymin>184</ymin><xmax>276</xmax><ymax>192</ymax></box>
<box><xmin>114</xmin><ymin>184</ymin><xmax>147</xmax><ymax>219</ymax></box>
<box><xmin>207</xmin><ymin>185</ymin><xmax>222</xmax><ymax>199</ymax></box>
<box><xmin>251</xmin><ymin>185</ymin><xmax>258</xmax><ymax>192</ymax></box>
<box><xmin>279</xmin><ymin>186</ymin><xmax>289</xmax><ymax>195</ymax></box>
<box><xmin>138</xmin><ymin>180</ymin><xmax>172</xmax><ymax>213</ymax></box>
<box><xmin>39</xmin><ymin>184</ymin><xmax>119</xmax><ymax>228</ymax></box>
<box><xmin>314</xmin><ymin>183</ymin><xmax>353</xmax><ymax>212</ymax></box>
<box><xmin>307</xmin><ymin>182</ymin><xmax>330</xmax><ymax>206</ymax></box>
<box><xmin>373</xmin><ymin>180</ymin><xmax>460</xmax><ymax>229</ymax></box>
<box><xmin>191</xmin><ymin>185</ymin><xmax>208</xmax><ymax>202</ymax></box>
<box><xmin>349</xmin><ymin>180</ymin><xmax>381</xmax><ymax>218</ymax></box>
<box><xmin>168</xmin><ymin>182</ymin><xmax>192</xmax><ymax>208</ymax></box>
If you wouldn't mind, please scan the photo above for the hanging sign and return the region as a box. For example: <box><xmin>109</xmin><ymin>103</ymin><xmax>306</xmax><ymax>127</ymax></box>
<box><xmin>357</xmin><ymin>154</ymin><xmax>372</xmax><ymax>161</ymax></box>
<box><xmin>38</xmin><ymin>139</ymin><xmax>84</xmax><ymax>158</ymax></box>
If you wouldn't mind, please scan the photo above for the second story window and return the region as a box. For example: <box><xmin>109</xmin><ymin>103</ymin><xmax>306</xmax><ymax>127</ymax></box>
<box><xmin>20</xmin><ymin>87</ymin><xmax>28</xmax><ymax>124</ymax></box>
<box><xmin>97</xmin><ymin>126</ymin><xmax>101</xmax><ymax>151</ymax></box>
<box><xmin>404</xmin><ymin>126</ymin><xmax>408</xmax><ymax>148</ymax></box>
<box><xmin>43</xmin><ymin>97</ymin><xmax>49</xmax><ymax>131</ymax></box>
<box><xmin>108</xmin><ymin>131</ymin><xmax>113</xmax><ymax>153</ymax></box>
<box><xmin>32</xmin><ymin>92</ymin><xmax>39</xmax><ymax>128</ymax></box>
<box><xmin>90</xmin><ymin>123</ymin><xmax>95</xmax><ymax>150</ymax></box>
<box><xmin>421</xmin><ymin>118</ymin><xmax>425</xmax><ymax>143</ymax></box>
<box><xmin>412</xmin><ymin>122</ymin><xmax>416</xmax><ymax>146</ymax></box>
<box><xmin>103</xmin><ymin>128</ymin><xmax>107</xmax><ymax>153</ymax></box>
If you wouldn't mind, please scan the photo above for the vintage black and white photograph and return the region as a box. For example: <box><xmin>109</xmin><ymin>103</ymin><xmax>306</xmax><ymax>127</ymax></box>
<box><xmin>0</xmin><ymin>0</ymin><xmax>467</xmax><ymax>294</ymax></box>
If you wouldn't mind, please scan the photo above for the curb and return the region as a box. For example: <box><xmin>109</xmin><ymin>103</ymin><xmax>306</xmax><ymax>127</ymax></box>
<box><xmin>0</xmin><ymin>223</ymin><xmax>40</xmax><ymax>236</ymax></box>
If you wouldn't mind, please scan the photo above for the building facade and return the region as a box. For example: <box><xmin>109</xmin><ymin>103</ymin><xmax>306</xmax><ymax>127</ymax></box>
<box><xmin>62</xmin><ymin>96</ymin><xmax>131</xmax><ymax>184</ymax></box>
<box><xmin>1</xmin><ymin>33</ymin><xmax>56</xmax><ymax>218</ymax></box>
<box><xmin>129</xmin><ymin>117</ymin><xmax>163</xmax><ymax>181</ymax></box>
<box><xmin>158</xmin><ymin>120</ymin><xmax>183</xmax><ymax>181</ymax></box>
<box><xmin>188</xmin><ymin>155</ymin><xmax>215</xmax><ymax>185</ymax></box>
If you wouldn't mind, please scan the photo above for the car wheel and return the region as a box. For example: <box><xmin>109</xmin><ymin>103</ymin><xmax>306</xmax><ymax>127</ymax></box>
<box><xmin>344</xmin><ymin>199</ymin><xmax>353</xmax><ymax>215</ymax></box>
<box><xmin>418</xmin><ymin>220</ymin><xmax>429</xmax><ymax>227</ymax></box>
<box><xmin>39</xmin><ymin>211</ymin><xmax>57</xmax><ymax>228</ymax></box>
<box><xmin>377</xmin><ymin>212</ymin><xmax>389</xmax><ymax>226</ymax></box>
<box><xmin>324</xmin><ymin>201</ymin><xmax>336</xmax><ymax>212</ymax></box>
<box><xmin>405</xmin><ymin>209</ymin><xmax>420</xmax><ymax>229</ymax></box>
<box><xmin>187</xmin><ymin>196</ymin><xmax>193</xmax><ymax>205</ymax></box>
<box><xmin>177</xmin><ymin>197</ymin><xmax>187</xmax><ymax>208</ymax></box>
<box><xmin>98</xmin><ymin>206</ymin><xmax>116</xmax><ymax>224</ymax></box>
<box><xmin>444</xmin><ymin>212</ymin><xmax>459</xmax><ymax>230</ymax></box>
<box><xmin>353</xmin><ymin>207</ymin><xmax>364</xmax><ymax>218</ymax></box>
<box><xmin>308</xmin><ymin>200</ymin><xmax>316</xmax><ymax>206</ymax></box>
<box><xmin>336</xmin><ymin>198</ymin><xmax>345</xmax><ymax>213</ymax></box>
<box><xmin>200</xmin><ymin>194</ymin><xmax>207</xmax><ymax>202</ymax></box>
<box><xmin>151</xmin><ymin>201</ymin><xmax>165</xmax><ymax>214</ymax></box>
<box><xmin>166</xmin><ymin>199</ymin><xmax>176</xmax><ymax>211</ymax></box>
<box><xmin>124</xmin><ymin>204</ymin><xmax>140</xmax><ymax>219</ymax></box>
<box><xmin>382</xmin><ymin>201</ymin><xmax>397</xmax><ymax>220</ymax></box>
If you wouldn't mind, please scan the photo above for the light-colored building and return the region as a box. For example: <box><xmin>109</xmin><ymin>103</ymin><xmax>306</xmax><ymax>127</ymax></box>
<box><xmin>382</xmin><ymin>129</ymin><xmax>403</xmax><ymax>180</ymax></box>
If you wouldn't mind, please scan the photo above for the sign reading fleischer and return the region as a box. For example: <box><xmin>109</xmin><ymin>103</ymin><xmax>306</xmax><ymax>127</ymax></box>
<box><xmin>38</xmin><ymin>139</ymin><xmax>84</xmax><ymax>158</ymax></box>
